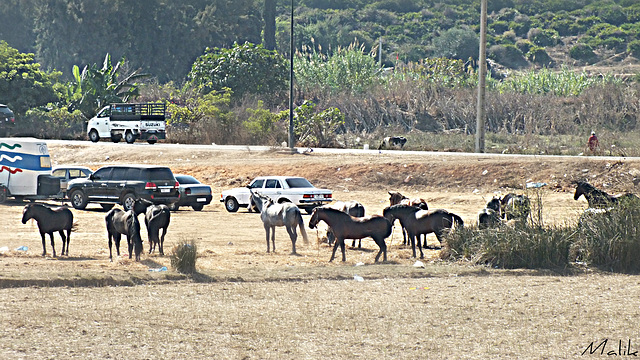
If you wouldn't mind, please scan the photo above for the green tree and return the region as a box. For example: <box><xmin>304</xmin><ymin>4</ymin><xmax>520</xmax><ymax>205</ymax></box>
<box><xmin>188</xmin><ymin>42</ymin><xmax>288</xmax><ymax>103</ymax></box>
<box><xmin>70</xmin><ymin>54</ymin><xmax>149</xmax><ymax>119</ymax></box>
<box><xmin>277</xmin><ymin>100</ymin><xmax>345</xmax><ymax>147</ymax></box>
<box><xmin>431</xmin><ymin>27</ymin><xmax>479</xmax><ymax>61</ymax></box>
<box><xmin>0</xmin><ymin>41</ymin><xmax>59</xmax><ymax>114</ymax></box>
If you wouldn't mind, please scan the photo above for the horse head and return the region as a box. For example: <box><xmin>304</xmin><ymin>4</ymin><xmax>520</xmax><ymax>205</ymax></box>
<box><xmin>21</xmin><ymin>203</ymin><xmax>36</xmax><ymax>224</ymax></box>
<box><xmin>486</xmin><ymin>198</ymin><xmax>501</xmax><ymax>212</ymax></box>
<box><xmin>388</xmin><ymin>191</ymin><xmax>408</xmax><ymax>206</ymax></box>
<box><xmin>133</xmin><ymin>198</ymin><xmax>153</xmax><ymax>216</ymax></box>
<box><xmin>574</xmin><ymin>181</ymin><xmax>593</xmax><ymax>200</ymax></box>
<box><xmin>309</xmin><ymin>207</ymin><xmax>320</xmax><ymax>229</ymax></box>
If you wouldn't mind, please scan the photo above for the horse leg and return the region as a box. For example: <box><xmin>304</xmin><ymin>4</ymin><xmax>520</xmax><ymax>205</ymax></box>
<box><xmin>127</xmin><ymin>235</ymin><xmax>133</xmax><ymax>259</ymax></box>
<box><xmin>410</xmin><ymin>233</ymin><xmax>417</xmax><ymax>258</ymax></box>
<box><xmin>374</xmin><ymin>236</ymin><xmax>388</xmax><ymax>263</ymax></box>
<box><xmin>159</xmin><ymin>227</ymin><xmax>166</xmax><ymax>256</ymax></box>
<box><xmin>286</xmin><ymin>225</ymin><xmax>297</xmax><ymax>255</ymax></box>
<box><xmin>115</xmin><ymin>234</ymin><xmax>121</xmax><ymax>257</ymax></box>
<box><xmin>417</xmin><ymin>234</ymin><xmax>425</xmax><ymax>259</ymax></box>
<box><xmin>329</xmin><ymin>237</ymin><xmax>341</xmax><ymax>262</ymax></box>
<box><xmin>49</xmin><ymin>232</ymin><xmax>56</xmax><ymax>257</ymax></box>
<box><xmin>264</xmin><ymin>225</ymin><xmax>271</xmax><ymax>253</ymax></box>
<box><xmin>40</xmin><ymin>232</ymin><xmax>47</xmax><ymax>256</ymax></box>
<box><xmin>339</xmin><ymin>238</ymin><xmax>347</xmax><ymax>262</ymax></box>
<box><xmin>108</xmin><ymin>234</ymin><xmax>114</xmax><ymax>261</ymax></box>
<box><xmin>65</xmin><ymin>229</ymin><xmax>71</xmax><ymax>256</ymax></box>
<box><xmin>271</xmin><ymin>226</ymin><xmax>276</xmax><ymax>253</ymax></box>
<box><xmin>434</xmin><ymin>231</ymin><xmax>443</xmax><ymax>249</ymax></box>
<box><xmin>58</xmin><ymin>230</ymin><xmax>67</xmax><ymax>256</ymax></box>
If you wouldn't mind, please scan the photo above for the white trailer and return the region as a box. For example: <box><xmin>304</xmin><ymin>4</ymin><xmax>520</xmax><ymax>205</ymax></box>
<box><xmin>0</xmin><ymin>138</ymin><xmax>60</xmax><ymax>203</ymax></box>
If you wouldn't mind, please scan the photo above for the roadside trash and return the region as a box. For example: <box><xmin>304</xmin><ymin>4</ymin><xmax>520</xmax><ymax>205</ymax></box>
<box><xmin>355</xmin><ymin>262</ymin><xmax>365</xmax><ymax>266</ymax></box>
<box><xmin>409</xmin><ymin>287</ymin><xmax>429</xmax><ymax>290</ymax></box>
<box><xmin>526</xmin><ymin>182</ymin><xmax>547</xmax><ymax>188</ymax></box>
<box><xmin>15</xmin><ymin>246</ymin><xmax>28</xmax><ymax>251</ymax></box>
<box><xmin>0</xmin><ymin>246</ymin><xmax>8</xmax><ymax>253</ymax></box>
<box><xmin>413</xmin><ymin>260</ymin><xmax>425</xmax><ymax>268</ymax></box>
<box><xmin>353</xmin><ymin>275</ymin><xmax>364</xmax><ymax>282</ymax></box>
<box><xmin>149</xmin><ymin>266</ymin><xmax>168</xmax><ymax>272</ymax></box>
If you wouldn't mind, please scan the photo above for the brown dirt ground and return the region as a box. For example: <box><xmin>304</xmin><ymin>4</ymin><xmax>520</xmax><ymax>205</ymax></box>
<box><xmin>2</xmin><ymin>142</ymin><xmax>640</xmax><ymax>359</ymax></box>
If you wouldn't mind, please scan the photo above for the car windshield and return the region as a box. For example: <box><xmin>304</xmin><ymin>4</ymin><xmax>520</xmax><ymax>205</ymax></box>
<box><xmin>285</xmin><ymin>178</ymin><xmax>314</xmax><ymax>188</ymax></box>
<box><xmin>176</xmin><ymin>175</ymin><xmax>199</xmax><ymax>184</ymax></box>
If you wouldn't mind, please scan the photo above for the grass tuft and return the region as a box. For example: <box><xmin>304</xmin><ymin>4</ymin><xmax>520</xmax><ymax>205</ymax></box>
<box><xmin>170</xmin><ymin>240</ymin><xmax>198</xmax><ymax>274</ymax></box>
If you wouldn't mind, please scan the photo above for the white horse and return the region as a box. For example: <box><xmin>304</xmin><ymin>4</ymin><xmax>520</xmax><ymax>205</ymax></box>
<box><xmin>249</xmin><ymin>189</ymin><xmax>309</xmax><ymax>254</ymax></box>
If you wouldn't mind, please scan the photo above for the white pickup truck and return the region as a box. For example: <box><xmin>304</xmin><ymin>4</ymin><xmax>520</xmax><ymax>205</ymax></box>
<box><xmin>87</xmin><ymin>103</ymin><xmax>166</xmax><ymax>144</ymax></box>
<box><xmin>221</xmin><ymin>176</ymin><xmax>332</xmax><ymax>213</ymax></box>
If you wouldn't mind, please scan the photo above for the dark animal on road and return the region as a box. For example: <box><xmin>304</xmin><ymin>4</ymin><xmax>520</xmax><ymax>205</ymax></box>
<box><xmin>573</xmin><ymin>181</ymin><xmax>640</xmax><ymax>209</ymax></box>
<box><xmin>105</xmin><ymin>208</ymin><xmax>143</xmax><ymax>261</ymax></box>
<box><xmin>133</xmin><ymin>198</ymin><xmax>171</xmax><ymax>256</ymax></box>
<box><xmin>383</xmin><ymin>205</ymin><xmax>463</xmax><ymax>259</ymax></box>
<box><xmin>323</xmin><ymin>200</ymin><xmax>366</xmax><ymax>248</ymax></box>
<box><xmin>378</xmin><ymin>136</ymin><xmax>407</xmax><ymax>150</ymax></box>
<box><xmin>500</xmin><ymin>193</ymin><xmax>531</xmax><ymax>221</ymax></box>
<box><xmin>309</xmin><ymin>207</ymin><xmax>392</xmax><ymax>263</ymax></box>
<box><xmin>250</xmin><ymin>189</ymin><xmax>308</xmax><ymax>255</ymax></box>
<box><xmin>21</xmin><ymin>203</ymin><xmax>74</xmax><ymax>257</ymax></box>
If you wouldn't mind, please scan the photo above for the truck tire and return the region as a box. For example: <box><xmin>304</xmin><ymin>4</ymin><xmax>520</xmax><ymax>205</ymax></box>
<box><xmin>70</xmin><ymin>190</ymin><xmax>88</xmax><ymax>210</ymax></box>
<box><xmin>121</xmin><ymin>193</ymin><xmax>136</xmax><ymax>211</ymax></box>
<box><xmin>147</xmin><ymin>139</ymin><xmax>157</xmax><ymax>144</ymax></box>
<box><xmin>89</xmin><ymin>130</ymin><xmax>100</xmax><ymax>143</ymax></box>
<box><xmin>224</xmin><ymin>197</ymin><xmax>239</xmax><ymax>212</ymax></box>
<box><xmin>125</xmin><ymin>131</ymin><xmax>136</xmax><ymax>144</ymax></box>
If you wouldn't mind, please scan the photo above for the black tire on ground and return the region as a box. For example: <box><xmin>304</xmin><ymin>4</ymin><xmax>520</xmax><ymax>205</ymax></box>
<box><xmin>147</xmin><ymin>139</ymin><xmax>157</xmax><ymax>144</ymax></box>
<box><xmin>101</xmin><ymin>203</ymin><xmax>115</xmax><ymax>211</ymax></box>
<box><xmin>89</xmin><ymin>130</ymin><xmax>100</xmax><ymax>143</ymax></box>
<box><xmin>192</xmin><ymin>204</ymin><xmax>204</xmax><ymax>211</ymax></box>
<box><xmin>125</xmin><ymin>131</ymin><xmax>135</xmax><ymax>144</ymax></box>
<box><xmin>121</xmin><ymin>193</ymin><xmax>136</xmax><ymax>211</ymax></box>
<box><xmin>225</xmin><ymin>197</ymin><xmax>239</xmax><ymax>212</ymax></box>
<box><xmin>69</xmin><ymin>190</ymin><xmax>88</xmax><ymax>210</ymax></box>
<box><xmin>169</xmin><ymin>203</ymin><xmax>179</xmax><ymax>211</ymax></box>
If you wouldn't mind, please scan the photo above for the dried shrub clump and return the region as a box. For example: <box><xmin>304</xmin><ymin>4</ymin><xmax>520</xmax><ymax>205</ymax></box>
<box><xmin>171</xmin><ymin>240</ymin><xmax>198</xmax><ymax>274</ymax></box>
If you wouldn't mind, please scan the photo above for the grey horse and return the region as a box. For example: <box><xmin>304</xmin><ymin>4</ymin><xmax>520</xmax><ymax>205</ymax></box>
<box><xmin>249</xmin><ymin>188</ymin><xmax>309</xmax><ymax>255</ymax></box>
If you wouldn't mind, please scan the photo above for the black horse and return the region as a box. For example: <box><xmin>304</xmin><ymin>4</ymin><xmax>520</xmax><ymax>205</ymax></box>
<box><xmin>105</xmin><ymin>208</ymin><xmax>143</xmax><ymax>261</ymax></box>
<box><xmin>21</xmin><ymin>203</ymin><xmax>74</xmax><ymax>257</ymax></box>
<box><xmin>574</xmin><ymin>181</ymin><xmax>640</xmax><ymax>209</ymax></box>
<box><xmin>133</xmin><ymin>198</ymin><xmax>171</xmax><ymax>256</ymax></box>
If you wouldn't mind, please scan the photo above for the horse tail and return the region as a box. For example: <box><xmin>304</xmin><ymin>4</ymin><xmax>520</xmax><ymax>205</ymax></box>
<box><xmin>450</xmin><ymin>213</ymin><xmax>464</xmax><ymax>229</ymax></box>
<box><xmin>297</xmin><ymin>210</ymin><xmax>309</xmax><ymax>245</ymax></box>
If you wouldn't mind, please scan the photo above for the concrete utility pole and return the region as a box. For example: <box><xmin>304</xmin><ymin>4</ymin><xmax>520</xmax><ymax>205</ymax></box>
<box><xmin>475</xmin><ymin>0</ymin><xmax>487</xmax><ymax>153</ymax></box>
<box><xmin>289</xmin><ymin>0</ymin><xmax>295</xmax><ymax>153</ymax></box>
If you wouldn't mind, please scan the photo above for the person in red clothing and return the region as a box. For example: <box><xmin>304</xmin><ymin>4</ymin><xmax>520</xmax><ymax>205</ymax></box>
<box><xmin>587</xmin><ymin>131</ymin><xmax>599</xmax><ymax>153</ymax></box>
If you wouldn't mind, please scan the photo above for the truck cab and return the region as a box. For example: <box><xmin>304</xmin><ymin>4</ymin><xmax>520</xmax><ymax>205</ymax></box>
<box><xmin>87</xmin><ymin>103</ymin><xmax>166</xmax><ymax>144</ymax></box>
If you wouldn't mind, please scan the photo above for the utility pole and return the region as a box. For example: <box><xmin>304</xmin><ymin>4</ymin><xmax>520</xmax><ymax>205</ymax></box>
<box><xmin>475</xmin><ymin>0</ymin><xmax>487</xmax><ymax>153</ymax></box>
<box><xmin>289</xmin><ymin>0</ymin><xmax>295</xmax><ymax>153</ymax></box>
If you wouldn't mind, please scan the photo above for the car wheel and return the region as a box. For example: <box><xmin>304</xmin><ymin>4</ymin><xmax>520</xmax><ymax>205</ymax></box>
<box><xmin>89</xmin><ymin>130</ymin><xmax>100</xmax><ymax>143</ymax></box>
<box><xmin>147</xmin><ymin>139</ymin><xmax>157</xmax><ymax>144</ymax></box>
<box><xmin>125</xmin><ymin>131</ymin><xmax>135</xmax><ymax>144</ymax></box>
<box><xmin>192</xmin><ymin>204</ymin><xmax>204</xmax><ymax>211</ymax></box>
<box><xmin>0</xmin><ymin>186</ymin><xmax>6</xmax><ymax>204</ymax></box>
<box><xmin>225</xmin><ymin>197</ymin><xmax>239</xmax><ymax>212</ymax></box>
<box><xmin>169</xmin><ymin>203</ymin><xmax>179</xmax><ymax>211</ymax></box>
<box><xmin>70</xmin><ymin>190</ymin><xmax>88</xmax><ymax>210</ymax></box>
<box><xmin>122</xmin><ymin>193</ymin><xmax>136</xmax><ymax>211</ymax></box>
<box><xmin>101</xmin><ymin>203</ymin><xmax>114</xmax><ymax>211</ymax></box>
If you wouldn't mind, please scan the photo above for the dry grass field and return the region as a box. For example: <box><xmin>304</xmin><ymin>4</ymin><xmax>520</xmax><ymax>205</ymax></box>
<box><xmin>2</xmin><ymin>142</ymin><xmax>640</xmax><ymax>359</ymax></box>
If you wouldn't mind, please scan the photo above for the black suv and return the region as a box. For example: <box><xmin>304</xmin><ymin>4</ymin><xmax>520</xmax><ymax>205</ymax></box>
<box><xmin>0</xmin><ymin>104</ymin><xmax>15</xmax><ymax>136</ymax></box>
<box><xmin>67</xmin><ymin>165</ymin><xmax>179</xmax><ymax>211</ymax></box>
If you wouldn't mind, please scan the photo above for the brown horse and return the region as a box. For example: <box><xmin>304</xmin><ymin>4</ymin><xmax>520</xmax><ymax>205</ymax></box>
<box><xmin>323</xmin><ymin>200</ymin><xmax>366</xmax><ymax>248</ymax></box>
<box><xmin>383</xmin><ymin>204</ymin><xmax>463</xmax><ymax>259</ymax></box>
<box><xmin>309</xmin><ymin>207</ymin><xmax>392</xmax><ymax>263</ymax></box>
<box><xmin>573</xmin><ymin>181</ymin><xmax>640</xmax><ymax>209</ymax></box>
<box><xmin>388</xmin><ymin>191</ymin><xmax>429</xmax><ymax>246</ymax></box>
<box><xmin>21</xmin><ymin>203</ymin><xmax>74</xmax><ymax>257</ymax></box>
